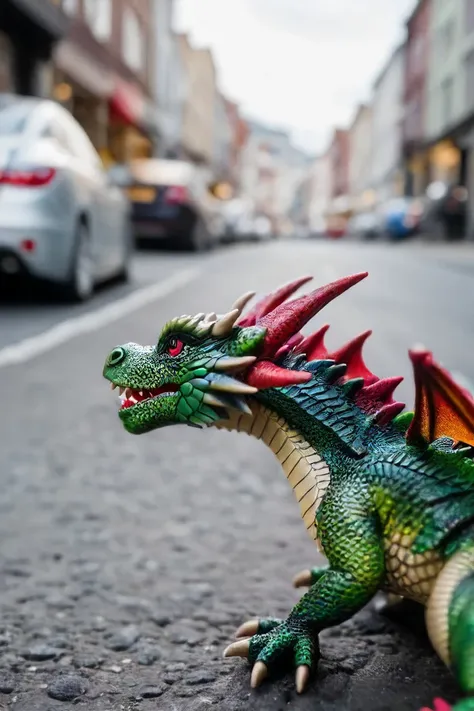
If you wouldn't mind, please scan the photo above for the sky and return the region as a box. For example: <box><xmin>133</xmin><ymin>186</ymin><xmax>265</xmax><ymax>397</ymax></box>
<box><xmin>174</xmin><ymin>0</ymin><xmax>417</xmax><ymax>155</ymax></box>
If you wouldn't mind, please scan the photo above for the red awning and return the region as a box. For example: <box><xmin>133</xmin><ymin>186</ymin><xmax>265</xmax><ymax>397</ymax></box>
<box><xmin>109</xmin><ymin>79</ymin><xmax>144</xmax><ymax>126</ymax></box>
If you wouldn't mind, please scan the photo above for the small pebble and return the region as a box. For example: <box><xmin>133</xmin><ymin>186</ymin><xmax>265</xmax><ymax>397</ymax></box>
<box><xmin>185</xmin><ymin>671</ymin><xmax>217</xmax><ymax>685</ymax></box>
<box><xmin>150</xmin><ymin>614</ymin><xmax>171</xmax><ymax>628</ymax></box>
<box><xmin>107</xmin><ymin>665</ymin><xmax>122</xmax><ymax>674</ymax></box>
<box><xmin>23</xmin><ymin>644</ymin><xmax>61</xmax><ymax>661</ymax></box>
<box><xmin>0</xmin><ymin>675</ymin><xmax>14</xmax><ymax>694</ymax></box>
<box><xmin>106</xmin><ymin>625</ymin><xmax>140</xmax><ymax>651</ymax></box>
<box><xmin>47</xmin><ymin>674</ymin><xmax>87</xmax><ymax>701</ymax></box>
<box><xmin>139</xmin><ymin>685</ymin><xmax>166</xmax><ymax>699</ymax></box>
<box><xmin>137</xmin><ymin>647</ymin><xmax>162</xmax><ymax>666</ymax></box>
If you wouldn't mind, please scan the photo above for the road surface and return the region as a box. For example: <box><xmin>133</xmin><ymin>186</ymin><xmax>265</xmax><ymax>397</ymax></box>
<box><xmin>0</xmin><ymin>238</ymin><xmax>472</xmax><ymax>711</ymax></box>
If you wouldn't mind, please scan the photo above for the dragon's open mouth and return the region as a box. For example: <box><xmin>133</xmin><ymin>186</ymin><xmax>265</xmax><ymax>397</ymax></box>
<box><xmin>110</xmin><ymin>383</ymin><xmax>179</xmax><ymax>410</ymax></box>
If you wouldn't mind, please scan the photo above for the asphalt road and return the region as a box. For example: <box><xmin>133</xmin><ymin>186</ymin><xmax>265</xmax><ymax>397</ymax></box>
<box><xmin>0</xmin><ymin>238</ymin><xmax>473</xmax><ymax>711</ymax></box>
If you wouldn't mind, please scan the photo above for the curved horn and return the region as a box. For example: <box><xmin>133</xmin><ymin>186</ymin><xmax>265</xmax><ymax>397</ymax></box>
<box><xmin>212</xmin><ymin>309</ymin><xmax>240</xmax><ymax>337</ymax></box>
<box><xmin>231</xmin><ymin>291</ymin><xmax>256</xmax><ymax>315</ymax></box>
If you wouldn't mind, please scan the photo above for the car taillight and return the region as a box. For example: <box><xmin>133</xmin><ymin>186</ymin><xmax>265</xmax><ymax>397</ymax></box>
<box><xmin>164</xmin><ymin>186</ymin><xmax>188</xmax><ymax>204</ymax></box>
<box><xmin>0</xmin><ymin>167</ymin><xmax>56</xmax><ymax>187</ymax></box>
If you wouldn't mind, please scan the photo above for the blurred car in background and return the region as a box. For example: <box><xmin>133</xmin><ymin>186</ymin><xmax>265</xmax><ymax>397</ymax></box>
<box><xmin>420</xmin><ymin>182</ymin><xmax>468</xmax><ymax>241</ymax></box>
<box><xmin>347</xmin><ymin>212</ymin><xmax>380</xmax><ymax>240</ymax></box>
<box><xmin>252</xmin><ymin>215</ymin><xmax>273</xmax><ymax>241</ymax></box>
<box><xmin>220</xmin><ymin>197</ymin><xmax>252</xmax><ymax>243</ymax></box>
<box><xmin>108</xmin><ymin>159</ymin><xmax>224</xmax><ymax>251</ymax></box>
<box><xmin>0</xmin><ymin>94</ymin><xmax>131</xmax><ymax>301</ymax></box>
<box><xmin>325</xmin><ymin>215</ymin><xmax>347</xmax><ymax>239</ymax></box>
<box><xmin>378</xmin><ymin>197</ymin><xmax>423</xmax><ymax>241</ymax></box>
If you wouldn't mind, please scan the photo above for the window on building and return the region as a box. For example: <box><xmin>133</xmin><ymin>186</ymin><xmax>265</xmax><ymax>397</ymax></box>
<box><xmin>441</xmin><ymin>76</ymin><xmax>454</xmax><ymax>126</ymax></box>
<box><xmin>122</xmin><ymin>7</ymin><xmax>145</xmax><ymax>73</ymax></box>
<box><xmin>61</xmin><ymin>0</ymin><xmax>77</xmax><ymax>15</ymax></box>
<box><xmin>84</xmin><ymin>0</ymin><xmax>112</xmax><ymax>42</ymax></box>
<box><xmin>466</xmin><ymin>0</ymin><xmax>474</xmax><ymax>34</ymax></box>
<box><xmin>465</xmin><ymin>50</ymin><xmax>474</xmax><ymax>109</ymax></box>
<box><xmin>438</xmin><ymin>19</ymin><xmax>454</xmax><ymax>57</ymax></box>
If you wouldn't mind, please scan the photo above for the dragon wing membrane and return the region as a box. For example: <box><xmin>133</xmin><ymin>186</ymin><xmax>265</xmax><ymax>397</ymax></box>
<box><xmin>407</xmin><ymin>349</ymin><xmax>474</xmax><ymax>448</ymax></box>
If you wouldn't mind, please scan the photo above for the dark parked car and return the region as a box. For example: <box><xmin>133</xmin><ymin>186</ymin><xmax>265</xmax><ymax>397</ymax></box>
<box><xmin>420</xmin><ymin>182</ymin><xmax>468</xmax><ymax>241</ymax></box>
<box><xmin>108</xmin><ymin>159</ymin><xmax>224</xmax><ymax>251</ymax></box>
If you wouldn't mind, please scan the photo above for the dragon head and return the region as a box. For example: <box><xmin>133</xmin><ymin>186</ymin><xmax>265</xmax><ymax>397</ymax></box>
<box><xmin>102</xmin><ymin>294</ymin><xmax>267</xmax><ymax>434</ymax></box>
<box><xmin>103</xmin><ymin>273</ymin><xmax>371</xmax><ymax>435</ymax></box>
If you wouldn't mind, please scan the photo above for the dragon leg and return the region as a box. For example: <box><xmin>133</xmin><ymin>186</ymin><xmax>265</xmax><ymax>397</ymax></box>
<box><xmin>224</xmin><ymin>508</ymin><xmax>385</xmax><ymax>693</ymax></box>
<box><xmin>425</xmin><ymin>547</ymin><xmax>474</xmax><ymax>710</ymax></box>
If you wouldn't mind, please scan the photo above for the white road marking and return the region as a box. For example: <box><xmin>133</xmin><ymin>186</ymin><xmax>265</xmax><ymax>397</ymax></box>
<box><xmin>0</xmin><ymin>267</ymin><xmax>201</xmax><ymax>369</ymax></box>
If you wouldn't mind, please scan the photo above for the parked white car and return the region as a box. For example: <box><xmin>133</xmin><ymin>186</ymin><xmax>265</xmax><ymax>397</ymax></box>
<box><xmin>0</xmin><ymin>94</ymin><xmax>132</xmax><ymax>301</ymax></box>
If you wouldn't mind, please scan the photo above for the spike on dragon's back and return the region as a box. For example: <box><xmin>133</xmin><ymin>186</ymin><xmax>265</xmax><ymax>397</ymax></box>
<box><xmin>103</xmin><ymin>272</ymin><xmax>474</xmax><ymax>711</ymax></box>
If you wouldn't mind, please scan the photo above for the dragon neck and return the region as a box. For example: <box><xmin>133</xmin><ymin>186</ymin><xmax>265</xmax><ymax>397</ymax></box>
<box><xmin>212</xmin><ymin>403</ymin><xmax>331</xmax><ymax>545</ymax></box>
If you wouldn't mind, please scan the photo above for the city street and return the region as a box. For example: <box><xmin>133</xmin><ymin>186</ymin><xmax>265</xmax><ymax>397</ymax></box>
<box><xmin>0</xmin><ymin>238</ymin><xmax>473</xmax><ymax>711</ymax></box>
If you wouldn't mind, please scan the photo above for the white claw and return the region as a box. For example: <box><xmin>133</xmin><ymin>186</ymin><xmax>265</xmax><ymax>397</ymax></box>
<box><xmin>223</xmin><ymin>639</ymin><xmax>250</xmax><ymax>658</ymax></box>
<box><xmin>250</xmin><ymin>661</ymin><xmax>268</xmax><ymax>688</ymax></box>
<box><xmin>295</xmin><ymin>665</ymin><xmax>310</xmax><ymax>694</ymax></box>
<box><xmin>293</xmin><ymin>570</ymin><xmax>312</xmax><ymax>588</ymax></box>
<box><xmin>235</xmin><ymin>619</ymin><xmax>259</xmax><ymax>639</ymax></box>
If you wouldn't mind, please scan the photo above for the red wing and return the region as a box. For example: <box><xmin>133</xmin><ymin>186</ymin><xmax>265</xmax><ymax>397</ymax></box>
<box><xmin>407</xmin><ymin>349</ymin><xmax>474</xmax><ymax>448</ymax></box>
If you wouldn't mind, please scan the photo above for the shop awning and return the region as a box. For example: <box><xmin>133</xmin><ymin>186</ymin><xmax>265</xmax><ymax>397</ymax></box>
<box><xmin>55</xmin><ymin>40</ymin><xmax>161</xmax><ymax>140</ymax></box>
<box><xmin>110</xmin><ymin>79</ymin><xmax>161</xmax><ymax>139</ymax></box>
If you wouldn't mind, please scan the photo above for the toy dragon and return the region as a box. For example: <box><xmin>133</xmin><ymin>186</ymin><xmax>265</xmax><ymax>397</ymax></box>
<box><xmin>103</xmin><ymin>273</ymin><xmax>474</xmax><ymax>711</ymax></box>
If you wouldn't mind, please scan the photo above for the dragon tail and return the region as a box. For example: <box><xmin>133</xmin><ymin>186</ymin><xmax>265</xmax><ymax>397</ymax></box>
<box><xmin>426</xmin><ymin>547</ymin><xmax>474</xmax><ymax>708</ymax></box>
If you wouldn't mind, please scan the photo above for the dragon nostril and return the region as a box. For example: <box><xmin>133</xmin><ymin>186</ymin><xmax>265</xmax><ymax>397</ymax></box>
<box><xmin>108</xmin><ymin>347</ymin><xmax>126</xmax><ymax>366</ymax></box>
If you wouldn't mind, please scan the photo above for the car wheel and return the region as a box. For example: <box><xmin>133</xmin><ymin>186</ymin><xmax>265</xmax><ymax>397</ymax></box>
<box><xmin>64</xmin><ymin>221</ymin><xmax>94</xmax><ymax>302</ymax></box>
<box><xmin>185</xmin><ymin>218</ymin><xmax>210</xmax><ymax>252</ymax></box>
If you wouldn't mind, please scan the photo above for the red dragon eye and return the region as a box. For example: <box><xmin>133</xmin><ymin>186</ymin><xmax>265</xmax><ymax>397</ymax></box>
<box><xmin>168</xmin><ymin>337</ymin><xmax>184</xmax><ymax>357</ymax></box>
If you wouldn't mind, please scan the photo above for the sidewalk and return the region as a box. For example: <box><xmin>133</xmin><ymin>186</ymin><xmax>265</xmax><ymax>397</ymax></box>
<box><xmin>406</xmin><ymin>237</ymin><xmax>474</xmax><ymax>271</ymax></box>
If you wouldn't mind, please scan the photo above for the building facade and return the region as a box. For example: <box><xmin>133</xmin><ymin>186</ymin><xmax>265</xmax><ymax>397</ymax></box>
<box><xmin>178</xmin><ymin>34</ymin><xmax>217</xmax><ymax>169</ymax></box>
<box><xmin>424</xmin><ymin>0</ymin><xmax>474</xmax><ymax>237</ymax></box>
<box><xmin>224</xmin><ymin>99</ymin><xmax>249</xmax><ymax>189</ymax></box>
<box><xmin>307</xmin><ymin>151</ymin><xmax>332</xmax><ymax>232</ymax></box>
<box><xmin>52</xmin><ymin>0</ymin><xmax>160</xmax><ymax>164</ymax></box>
<box><xmin>0</xmin><ymin>0</ymin><xmax>69</xmax><ymax>96</ymax></box>
<box><xmin>328</xmin><ymin>128</ymin><xmax>350</xmax><ymax>215</ymax></box>
<box><xmin>212</xmin><ymin>91</ymin><xmax>232</xmax><ymax>181</ymax></box>
<box><xmin>348</xmin><ymin>104</ymin><xmax>374</xmax><ymax>212</ymax></box>
<box><xmin>151</xmin><ymin>0</ymin><xmax>186</xmax><ymax>158</ymax></box>
<box><xmin>239</xmin><ymin>121</ymin><xmax>311</xmax><ymax>234</ymax></box>
<box><xmin>402</xmin><ymin>0</ymin><xmax>431</xmax><ymax>197</ymax></box>
<box><xmin>370</xmin><ymin>43</ymin><xmax>405</xmax><ymax>205</ymax></box>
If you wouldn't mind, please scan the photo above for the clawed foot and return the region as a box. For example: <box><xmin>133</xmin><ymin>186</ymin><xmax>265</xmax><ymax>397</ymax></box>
<box><xmin>224</xmin><ymin>616</ymin><xmax>318</xmax><ymax>693</ymax></box>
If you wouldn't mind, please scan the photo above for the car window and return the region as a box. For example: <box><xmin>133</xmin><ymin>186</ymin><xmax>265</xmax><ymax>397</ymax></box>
<box><xmin>52</xmin><ymin>108</ymin><xmax>102</xmax><ymax>169</ymax></box>
<box><xmin>0</xmin><ymin>100</ymin><xmax>33</xmax><ymax>135</ymax></box>
<box><xmin>44</xmin><ymin>118</ymin><xmax>71</xmax><ymax>152</ymax></box>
